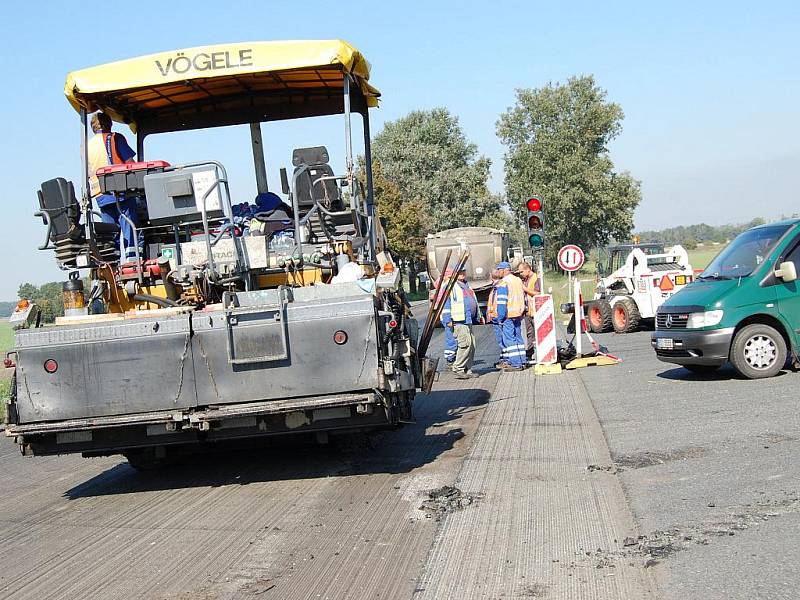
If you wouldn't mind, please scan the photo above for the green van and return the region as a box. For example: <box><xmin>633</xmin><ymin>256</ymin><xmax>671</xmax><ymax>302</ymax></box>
<box><xmin>652</xmin><ymin>219</ymin><xmax>800</xmax><ymax>379</ymax></box>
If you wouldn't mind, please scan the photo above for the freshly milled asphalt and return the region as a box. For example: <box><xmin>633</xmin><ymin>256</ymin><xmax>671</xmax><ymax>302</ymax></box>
<box><xmin>582</xmin><ymin>329</ymin><xmax>800</xmax><ymax>600</ymax></box>
<box><xmin>0</xmin><ymin>325</ymin><xmax>501</xmax><ymax>600</ymax></box>
<box><xmin>2</xmin><ymin>315</ymin><xmax>798</xmax><ymax>599</ymax></box>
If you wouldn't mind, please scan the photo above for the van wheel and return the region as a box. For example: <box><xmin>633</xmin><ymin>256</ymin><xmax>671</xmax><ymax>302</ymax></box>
<box><xmin>589</xmin><ymin>299</ymin><xmax>613</xmax><ymax>333</ymax></box>
<box><xmin>611</xmin><ymin>298</ymin><xmax>641</xmax><ymax>333</ymax></box>
<box><xmin>730</xmin><ymin>324</ymin><xmax>786</xmax><ymax>379</ymax></box>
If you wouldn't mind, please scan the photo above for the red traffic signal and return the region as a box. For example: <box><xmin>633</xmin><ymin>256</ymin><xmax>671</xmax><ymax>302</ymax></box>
<box><xmin>526</xmin><ymin>195</ymin><xmax>544</xmax><ymax>251</ymax></box>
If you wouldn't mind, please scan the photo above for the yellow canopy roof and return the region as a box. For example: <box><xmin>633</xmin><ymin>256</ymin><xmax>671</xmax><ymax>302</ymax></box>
<box><xmin>64</xmin><ymin>40</ymin><xmax>380</xmax><ymax>133</ymax></box>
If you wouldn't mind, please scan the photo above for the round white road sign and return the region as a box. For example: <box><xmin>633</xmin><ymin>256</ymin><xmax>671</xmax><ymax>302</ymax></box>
<box><xmin>558</xmin><ymin>244</ymin><xmax>585</xmax><ymax>272</ymax></box>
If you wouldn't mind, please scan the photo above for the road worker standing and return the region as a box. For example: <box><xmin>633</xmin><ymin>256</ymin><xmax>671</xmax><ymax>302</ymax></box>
<box><xmin>440</xmin><ymin>266</ymin><xmax>481</xmax><ymax>379</ymax></box>
<box><xmin>495</xmin><ymin>261</ymin><xmax>526</xmax><ymax>370</ymax></box>
<box><xmin>518</xmin><ymin>262</ymin><xmax>539</xmax><ymax>363</ymax></box>
<box><xmin>487</xmin><ymin>269</ymin><xmax>506</xmax><ymax>367</ymax></box>
<box><xmin>435</xmin><ymin>268</ymin><xmax>458</xmax><ymax>367</ymax></box>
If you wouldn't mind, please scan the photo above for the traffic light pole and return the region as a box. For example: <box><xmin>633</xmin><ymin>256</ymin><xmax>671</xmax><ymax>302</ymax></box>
<box><xmin>538</xmin><ymin>255</ymin><xmax>544</xmax><ymax>295</ymax></box>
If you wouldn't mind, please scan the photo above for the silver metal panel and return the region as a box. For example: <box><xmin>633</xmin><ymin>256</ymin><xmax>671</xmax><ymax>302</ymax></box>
<box><xmin>192</xmin><ymin>294</ymin><xmax>380</xmax><ymax>406</ymax></box>
<box><xmin>15</xmin><ymin>316</ymin><xmax>191</xmax><ymax>349</ymax></box>
<box><xmin>14</xmin><ymin>313</ymin><xmax>197</xmax><ymax>423</ymax></box>
<box><xmin>180</xmin><ymin>236</ymin><xmax>270</xmax><ymax>269</ymax></box>
<box><xmin>231</xmin><ymin>282</ymin><xmax>369</xmax><ymax>308</ymax></box>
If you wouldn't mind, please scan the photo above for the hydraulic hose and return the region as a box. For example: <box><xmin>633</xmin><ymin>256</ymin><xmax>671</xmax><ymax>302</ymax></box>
<box><xmin>132</xmin><ymin>294</ymin><xmax>180</xmax><ymax>308</ymax></box>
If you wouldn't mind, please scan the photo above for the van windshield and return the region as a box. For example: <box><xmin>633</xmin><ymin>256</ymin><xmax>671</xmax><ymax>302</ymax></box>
<box><xmin>701</xmin><ymin>224</ymin><xmax>792</xmax><ymax>279</ymax></box>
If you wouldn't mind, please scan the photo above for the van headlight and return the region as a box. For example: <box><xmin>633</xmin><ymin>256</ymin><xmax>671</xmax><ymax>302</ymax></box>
<box><xmin>686</xmin><ymin>310</ymin><xmax>724</xmax><ymax>328</ymax></box>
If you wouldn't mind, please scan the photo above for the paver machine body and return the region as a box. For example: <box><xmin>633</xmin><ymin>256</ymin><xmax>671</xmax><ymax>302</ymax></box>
<box><xmin>589</xmin><ymin>243</ymin><xmax>694</xmax><ymax>333</ymax></box>
<box><xmin>4</xmin><ymin>40</ymin><xmax>426</xmax><ymax>468</ymax></box>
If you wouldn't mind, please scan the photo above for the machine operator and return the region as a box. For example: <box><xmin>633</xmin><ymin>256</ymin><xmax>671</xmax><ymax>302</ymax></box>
<box><xmin>87</xmin><ymin>112</ymin><xmax>140</xmax><ymax>260</ymax></box>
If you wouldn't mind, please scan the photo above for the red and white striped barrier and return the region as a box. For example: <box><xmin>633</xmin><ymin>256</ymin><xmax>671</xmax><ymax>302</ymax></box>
<box><xmin>534</xmin><ymin>294</ymin><xmax>558</xmax><ymax>364</ymax></box>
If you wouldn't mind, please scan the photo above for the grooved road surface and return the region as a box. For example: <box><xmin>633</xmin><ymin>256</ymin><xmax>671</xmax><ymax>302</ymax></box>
<box><xmin>0</xmin><ymin>328</ymin><xmax>503</xmax><ymax>600</ymax></box>
<box><xmin>3</xmin><ymin>326</ymin><xmax>796</xmax><ymax>599</ymax></box>
<box><xmin>414</xmin><ymin>369</ymin><xmax>653</xmax><ymax>599</ymax></box>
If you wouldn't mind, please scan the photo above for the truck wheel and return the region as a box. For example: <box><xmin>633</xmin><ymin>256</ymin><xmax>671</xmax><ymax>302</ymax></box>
<box><xmin>588</xmin><ymin>299</ymin><xmax>613</xmax><ymax>333</ymax></box>
<box><xmin>611</xmin><ymin>298</ymin><xmax>641</xmax><ymax>333</ymax></box>
<box><xmin>730</xmin><ymin>323</ymin><xmax>786</xmax><ymax>379</ymax></box>
<box><xmin>684</xmin><ymin>364</ymin><xmax>720</xmax><ymax>375</ymax></box>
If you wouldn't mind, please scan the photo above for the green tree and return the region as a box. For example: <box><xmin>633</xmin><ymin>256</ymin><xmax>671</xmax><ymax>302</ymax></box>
<box><xmin>17</xmin><ymin>282</ymin><xmax>64</xmax><ymax>323</ymax></box>
<box><xmin>371</xmin><ymin>108</ymin><xmax>503</xmax><ymax>233</ymax></box>
<box><xmin>366</xmin><ymin>159</ymin><xmax>427</xmax><ymax>293</ymax></box>
<box><xmin>497</xmin><ymin>76</ymin><xmax>641</xmax><ymax>264</ymax></box>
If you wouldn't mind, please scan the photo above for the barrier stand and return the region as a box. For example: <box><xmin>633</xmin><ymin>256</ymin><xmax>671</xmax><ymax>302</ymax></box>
<box><xmin>564</xmin><ymin>278</ymin><xmax>621</xmax><ymax>370</ymax></box>
<box><xmin>533</xmin><ymin>294</ymin><xmax>562</xmax><ymax>375</ymax></box>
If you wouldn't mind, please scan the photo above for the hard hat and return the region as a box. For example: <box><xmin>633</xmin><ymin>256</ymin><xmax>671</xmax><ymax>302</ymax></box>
<box><xmin>496</xmin><ymin>261</ymin><xmax>511</xmax><ymax>270</ymax></box>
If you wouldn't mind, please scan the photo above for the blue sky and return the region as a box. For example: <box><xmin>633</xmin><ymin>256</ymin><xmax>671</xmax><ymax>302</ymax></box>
<box><xmin>0</xmin><ymin>0</ymin><xmax>797</xmax><ymax>298</ymax></box>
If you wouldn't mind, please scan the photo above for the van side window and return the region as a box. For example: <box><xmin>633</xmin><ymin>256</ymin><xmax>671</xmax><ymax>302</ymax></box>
<box><xmin>784</xmin><ymin>240</ymin><xmax>800</xmax><ymax>271</ymax></box>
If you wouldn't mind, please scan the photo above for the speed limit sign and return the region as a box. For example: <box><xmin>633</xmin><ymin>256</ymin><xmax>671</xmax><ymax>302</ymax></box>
<box><xmin>558</xmin><ymin>244</ymin><xmax>585</xmax><ymax>272</ymax></box>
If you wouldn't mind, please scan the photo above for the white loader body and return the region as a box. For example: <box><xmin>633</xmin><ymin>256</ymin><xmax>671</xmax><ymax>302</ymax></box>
<box><xmin>590</xmin><ymin>245</ymin><xmax>694</xmax><ymax>333</ymax></box>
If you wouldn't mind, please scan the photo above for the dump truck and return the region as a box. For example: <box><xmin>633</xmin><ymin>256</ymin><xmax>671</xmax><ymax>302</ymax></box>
<box><xmin>425</xmin><ymin>227</ymin><xmax>510</xmax><ymax>312</ymax></box>
<box><xmin>4</xmin><ymin>40</ymin><xmax>427</xmax><ymax>469</ymax></box>
<box><xmin>588</xmin><ymin>243</ymin><xmax>694</xmax><ymax>333</ymax></box>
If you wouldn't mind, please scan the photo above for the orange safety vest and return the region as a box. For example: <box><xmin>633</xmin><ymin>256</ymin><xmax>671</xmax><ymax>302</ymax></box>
<box><xmin>87</xmin><ymin>133</ymin><xmax>125</xmax><ymax>197</ymax></box>
<box><xmin>502</xmin><ymin>273</ymin><xmax>525</xmax><ymax>318</ymax></box>
<box><xmin>524</xmin><ymin>273</ymin><xmax>539</xmax><ymax>317</ymax></box>
<box><xmin>487</xmin><ymin>286</ymin><xmax>498</xmax><ymax>320</ymax></box>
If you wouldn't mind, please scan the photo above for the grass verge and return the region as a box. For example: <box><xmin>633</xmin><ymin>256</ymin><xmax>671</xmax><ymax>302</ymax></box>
<box><xmin>0</xmin><ymin>378</ymin><xmax>8</xmax><ymax>423</ymax></box>
<box><xmin>1</xmin><ymin>322</ymin><xmax>13</xmax><ymax>423</ymax></box>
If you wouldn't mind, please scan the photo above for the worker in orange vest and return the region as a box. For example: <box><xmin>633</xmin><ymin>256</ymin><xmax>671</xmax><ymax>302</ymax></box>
<box><xmin>518</xmin><ymin>262</ymin><xmax>540</xmax><ymax>362</ymax></box>
<box><xmin>87</xmin><ymin>112</ymin><xmax>139</xmax><ymax>260</ymax></box>
<box><xmin>495</xmin><ymin>261</ymin><xmax>526</xmax><ymax>370</ymax></box>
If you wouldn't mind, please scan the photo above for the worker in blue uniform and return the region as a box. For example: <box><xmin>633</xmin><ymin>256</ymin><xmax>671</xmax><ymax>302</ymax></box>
<box><xmin>440</xmin><ymin>266</ymin><xmax>481</xmax><ymax>379</ymax></box>
<box><xmin>495</xmin><ymin>261</ymin><xmax>526</xmax><ymax>370</ymax></box>
<box><xmin>486</xmin><ymin>269</ymin><xmax>506</xmax><ymax>367</ymax></box>
<box><xmin>436</xmin><ymin>268</ymin><xmax>458</xmax><ymax>367</ymax></box>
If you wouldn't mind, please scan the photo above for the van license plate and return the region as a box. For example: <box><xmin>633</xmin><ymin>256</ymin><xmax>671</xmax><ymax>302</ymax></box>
<box><xmin>656</xmin><ymin>338</ymin><xmax>674</xmax><ymax>350</ymax></box>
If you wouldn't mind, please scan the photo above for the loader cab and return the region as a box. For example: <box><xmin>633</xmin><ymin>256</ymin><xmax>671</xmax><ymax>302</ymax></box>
<box><xmin>597</xmin><ymin>243</ymin><xmax>665</xmax><ymax>276</ymax></box>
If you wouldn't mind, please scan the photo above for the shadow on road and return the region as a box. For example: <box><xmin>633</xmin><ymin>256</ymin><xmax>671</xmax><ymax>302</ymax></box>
<box><xmin>63</xmin><ymin>385</ymin><xmax>491</xmax><ymax>500</ymax></box>
<box><xmin>656</xmin><ymin>365</ymin><xmax>789</xmax><ymax>381</ymax></box>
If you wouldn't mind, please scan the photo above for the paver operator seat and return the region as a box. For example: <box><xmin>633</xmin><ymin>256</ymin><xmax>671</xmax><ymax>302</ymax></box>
<box><xmin>36</xmin><ymin>177</ymin><xmax>119</xmax><ymax>268</ymax></box>
<box><xmin>292</xmin><ymin>146</ymin><xmax>356</xmax><ymax>241</ymax></box>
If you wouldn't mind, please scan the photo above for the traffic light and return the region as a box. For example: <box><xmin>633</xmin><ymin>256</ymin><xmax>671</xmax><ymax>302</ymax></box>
<box><xmin>526</xmin><ymin>195</ymin><xmax>544</xmax><ymax>250</ymax></box>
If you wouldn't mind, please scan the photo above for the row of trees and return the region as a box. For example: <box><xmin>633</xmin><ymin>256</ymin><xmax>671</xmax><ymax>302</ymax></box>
<box><xmin>637</xmin><ymin>218</ymin><xmax>766</xmax><ymax>248</ymax></box>
<box><xmin>0</xmin><ymin>302</ymin><xmax>16</xmax><ymax>318</ymax></box>
<box><xmin>369</xmin><ymin>75</ymin><xmax>641</xmax><ymax>283</ymax></box>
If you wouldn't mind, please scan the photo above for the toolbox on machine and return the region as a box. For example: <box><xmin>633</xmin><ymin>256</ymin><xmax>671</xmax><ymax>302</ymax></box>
<box><xmin>97</xmin><ymin>160</ymin><xmax>171</xmax><ymax>194</ymax></box>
